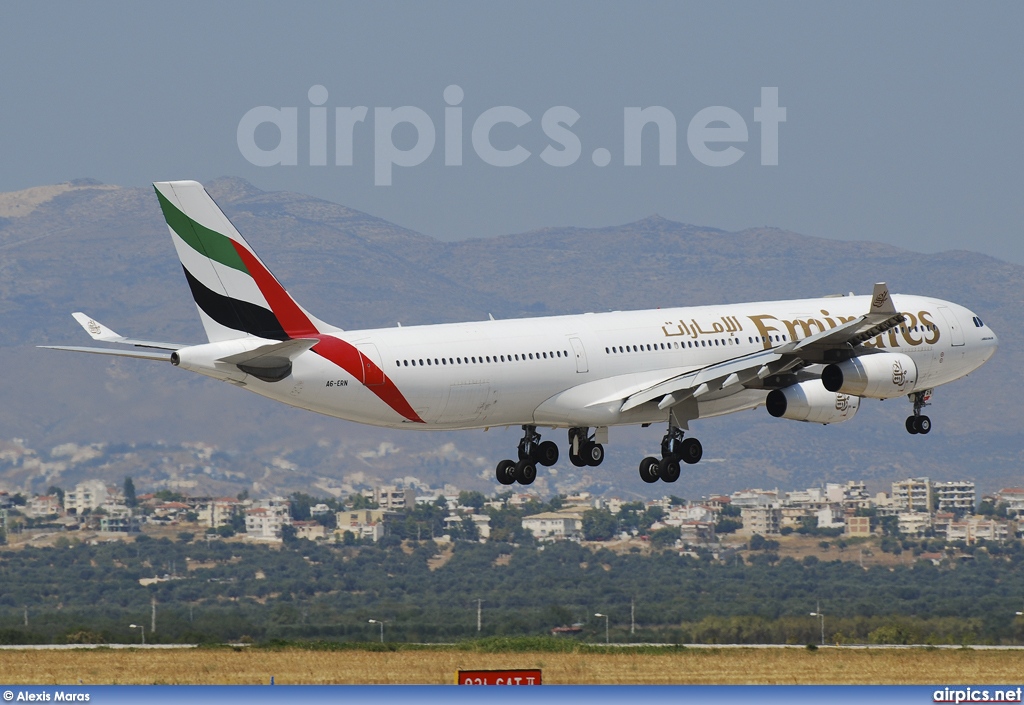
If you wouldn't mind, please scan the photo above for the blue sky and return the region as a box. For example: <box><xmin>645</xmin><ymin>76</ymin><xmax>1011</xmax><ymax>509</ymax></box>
<box><xmin>2</xmin><ymin>2</ymin><xmax>1021</xmax><ymax>263</ymax></box>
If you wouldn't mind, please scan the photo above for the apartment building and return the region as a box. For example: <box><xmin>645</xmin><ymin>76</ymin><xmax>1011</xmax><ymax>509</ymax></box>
<box><xmin>892</xmin><ymin>477</ymin><xmax>932</xmax><ymax>513</ymax></box>
<box><xmin>934</xmin><ymin>481</ymin><xmax>976</xmax><ymax>515</ymax></box>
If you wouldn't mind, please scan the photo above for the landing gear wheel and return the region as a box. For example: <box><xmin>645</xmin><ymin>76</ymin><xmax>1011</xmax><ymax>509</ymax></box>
<box><xmin>915</xmin><ymin>415</ymin><xmax>931</xmax><ymax>434</ymax></box>
<box><xmin>658</xmin><ymin>457</ymin><xmax>681</xmax><ymax>483</ymax></box>
<box><xmin>583</xmin><ymin>442</ymin><xmax>605</xmax><ymax>467</ymax></box>
<box><xmin>496</xmin><ymin>459</ymin><xmax>517</xmax><ymax>485</ymax></box>
<box><xmin>536</xmin><ymin>441</ymin><xmax>559</xmax><ymax>467</ymax></box>
<box><xmin>515</xmin><ymin>460</ymin><xmax>537</xmax><ymax>485</ymax></box>
<box><xmin>905</xmin><ymin>416</ymin><xmax>919</xmax><ymax>435</ymax></box>
<box><xmin>569</xmin><ymin>451</ymin><xmax>587</xmax><ymax>467</ymax></box>
<box><xmin>639</xmin><ymin>457</ymin><xmax>660</xmax><ymax>484</ymax></box>
<box><xmin>680</xmin><ymin>437</ymin><xmax>703</xmax><ymax>465</ymax></box>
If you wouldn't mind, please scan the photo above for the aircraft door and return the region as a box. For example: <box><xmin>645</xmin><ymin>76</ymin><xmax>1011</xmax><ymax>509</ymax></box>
<box><xmin>355</xmin><ymin>342</ymin><xmax>386</xmax><ymax>386</ymax></box>
<box><xmin>569</xmin><ymin>337</ymin><xmax>588</xmax><ymax>373</ymax></box>
<box><xmin>937</xmin><ymin>307</ymin><xmax>965</xmax><ymax>347</ymax></box>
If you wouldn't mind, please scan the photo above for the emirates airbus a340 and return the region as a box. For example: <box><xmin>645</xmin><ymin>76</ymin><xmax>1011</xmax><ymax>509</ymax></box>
<box><xmin>44</xmin><ymin>181</ymin><xmax>998</xmax><ymax>486</ymax></box>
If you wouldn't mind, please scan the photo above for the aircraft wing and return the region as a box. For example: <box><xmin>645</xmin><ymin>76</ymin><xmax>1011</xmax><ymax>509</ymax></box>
<box><xmin>620</xmin><ymin>282</ymin><xmax>906</xmax><ymax>413</ymax></box>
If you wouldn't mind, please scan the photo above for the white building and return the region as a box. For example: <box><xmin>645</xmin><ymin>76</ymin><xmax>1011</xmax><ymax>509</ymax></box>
<box><xmin>245</xmin><ymin>505</ymin><xmax>291</xmax><ymax>540</ymax></box>
<box><xmin>934</xmin><ymin>481</ymin><xmax>976</xmax><ymax>515</ymax></box>
<box><xmin>842</xmin><ymin>481</ymin><xmax>872</xmax><ymax>510</ymax></box>
<box><xmin>64</xmin><ymin>480</ymin><xmax>109</xmax><ymax>514</ymax></box>
<box><xmin>731</xmin><ymin>489</ymin><xmax>781</xmax><ymax>508</ymax></box>
<box><xmin>522</xmin><ymin>511</ymin><xmax>583</xmax><ymax>540</ymax></box>
<box><xmin>947</xmin><ymin>518</ymin><xmax>1011</xmax><ymax>544</ymax></box>
<box><xmin>198</xmin><ymin>498</ymin><xmax>244</xmax><ymax>528</ymax></box>
<box><xmin>443</xmin><ymin>513</ymin><xmax>492</xmax><ymax>540</ymax></box>
<box><xmin>897</xmin><ymin>512</ymin><xmax>932</xmax><ymax>537</ymax></box>
<box><xmin>994</xmin><ymin>488</ymin><xmax>1024</xmax><ymax>514</ymax></box>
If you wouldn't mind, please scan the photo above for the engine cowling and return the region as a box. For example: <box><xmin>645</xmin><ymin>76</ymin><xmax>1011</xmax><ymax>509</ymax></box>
<box><xmin>821</xmin><ymin>352</ymin><xmax>918</xmax><ymax>399</ymax></box>
<box><xmin>766</xmin><ymin>380</ymin><xmax>860</xmax><ymax>424</ymax></box>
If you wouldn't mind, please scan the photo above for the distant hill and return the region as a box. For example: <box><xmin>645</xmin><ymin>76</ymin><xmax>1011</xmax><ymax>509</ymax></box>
<box><xmin>0</xmin><ymin>178</ymin><xmax>1018</xmax><ymax>500</ymax></box>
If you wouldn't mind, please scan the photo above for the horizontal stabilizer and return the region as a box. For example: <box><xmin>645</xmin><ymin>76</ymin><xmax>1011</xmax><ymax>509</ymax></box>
<box><xmin>38</xmin><ymin>345</ymin><xmax>173</xmax><ymax>361</ymax></box>
<box><xmin>217</xmin><ymin>337</ymin><xmax>319</xmax><ymax>383</ymax></box>
<box><xmin>72</xmin><ymin>312</ymin><xmax>186</xmax><ymax>350</ymax></box>
<box><xmin>217</xmin><ymin>338</ymin><xmax>319</xmax><ymax>365</ymax></box>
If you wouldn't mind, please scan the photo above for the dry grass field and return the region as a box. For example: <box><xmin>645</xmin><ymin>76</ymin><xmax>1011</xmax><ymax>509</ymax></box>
<box><xmin>1</xmin><ymin>646</ymin><xmax>1022</xmax><ymax>685</ymax></box>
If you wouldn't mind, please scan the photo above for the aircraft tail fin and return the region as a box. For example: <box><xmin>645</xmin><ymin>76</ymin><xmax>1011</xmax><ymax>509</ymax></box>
<box><xmin>153</xmin><ymin>180</ymin><xmax>335</xmax><ymax>343</ymax></box>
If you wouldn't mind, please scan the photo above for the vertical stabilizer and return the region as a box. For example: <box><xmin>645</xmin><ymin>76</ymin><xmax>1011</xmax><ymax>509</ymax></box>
<box><xmin>154</xmin><ymin>181</ymin><xmax>334</xmax><ymax>342</ymax></box>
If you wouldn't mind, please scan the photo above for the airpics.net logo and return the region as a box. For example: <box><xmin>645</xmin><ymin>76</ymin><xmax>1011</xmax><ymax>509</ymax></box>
<box><xmin>237</xmin><ymin>85</ymin><xmax>786</xmax><ymax>186</ymax></box>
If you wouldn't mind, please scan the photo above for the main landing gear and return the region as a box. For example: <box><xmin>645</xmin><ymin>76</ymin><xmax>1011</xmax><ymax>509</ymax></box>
<box><xmin>638</xmin><ymin>425</ymin><xmax>702</xmax><ymax>484</ymax></box>
<box><xmin>906</xmin><ymin>389</ymin><xmax>933</xmax><ymax>435</ymax></box>
<box><xmin>567</xmin><ymin>427</ymin><xmax>605</xmax><ymax>468</ymax></box>
<box><xmin>495</xmin><ymin>425</ymin><xmax>560</xmax><ymax>486</ymax></box>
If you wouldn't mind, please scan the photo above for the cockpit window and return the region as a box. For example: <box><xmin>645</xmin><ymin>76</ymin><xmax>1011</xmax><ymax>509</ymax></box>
<box><xmin>973</xmin><ymin>316</ymin><xmax>985</xmax><ymax>327</ymax></box>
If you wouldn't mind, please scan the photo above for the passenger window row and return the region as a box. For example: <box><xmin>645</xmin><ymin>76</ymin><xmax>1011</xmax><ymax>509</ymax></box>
<box><xmin>397</xmin><ymin>350</ymin><xmax>570</xmax><ymax>367</ymax></box>
<box><xmin>606</xmin><ymin>337</ymin><xmax>746</xmax><ymax>354</ymax></box>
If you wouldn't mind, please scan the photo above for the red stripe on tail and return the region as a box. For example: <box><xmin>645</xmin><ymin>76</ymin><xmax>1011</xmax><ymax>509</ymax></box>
<box><xmin>231</xmin><ymin>242</ymin><xmax>424</xmax><ymax>423</ymax></box>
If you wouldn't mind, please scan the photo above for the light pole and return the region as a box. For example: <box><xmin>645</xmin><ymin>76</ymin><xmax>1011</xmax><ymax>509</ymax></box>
<box><xmin>128</xmin><ymin>623</ymin><xmax>145</xmax><ymax>645</ymax></box>
<box><xmin>594</xmin><ymin>613</ymin><xmax>609</xmax><ymax>644</ymax></box>
<box><xmin>368</xmin><ymin>618</ymin><xmax>385</xmax><ymax>643</ymax></box>
<box><xmin>809</xmin><ymin>602</ymin><xmax>824</xmax><ymax>646</ymax></box>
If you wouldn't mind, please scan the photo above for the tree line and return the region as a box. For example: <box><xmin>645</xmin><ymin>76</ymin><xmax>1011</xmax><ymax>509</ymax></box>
<box><xmin>3</xmin><ymin>532</ymin><xmax>1024</xmax><ymax>646</ymax></box>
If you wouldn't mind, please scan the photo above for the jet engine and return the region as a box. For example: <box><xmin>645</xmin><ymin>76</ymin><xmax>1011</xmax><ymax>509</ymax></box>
<box><xmin>821</xmin><ymin>352</ymin><xmax>918</xmax><ymax>399</ymax></box>
<box><xmin>766</xmin><ymin>380</ymin><xmax>860</xmax><ymax>424</ymax></box>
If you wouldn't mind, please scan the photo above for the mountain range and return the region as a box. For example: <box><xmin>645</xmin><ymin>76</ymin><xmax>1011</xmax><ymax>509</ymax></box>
<box><xmin>0</xmin><ymin>178</ymin><xmax>1018</xmax><ymax>501</ymax></box>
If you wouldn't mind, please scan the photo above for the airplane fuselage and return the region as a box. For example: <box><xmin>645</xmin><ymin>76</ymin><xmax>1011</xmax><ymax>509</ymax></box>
<box><xmin>214</xmin><ymin>293</ymin><xmax>996</xmax><ymax>432</ymax></box>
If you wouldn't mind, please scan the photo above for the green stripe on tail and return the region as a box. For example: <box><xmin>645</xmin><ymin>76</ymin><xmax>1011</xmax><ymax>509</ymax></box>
<box><xmin>155</xmin><ymin>188</ymin><xmax>249</xmax><ymax>274</ymax></box>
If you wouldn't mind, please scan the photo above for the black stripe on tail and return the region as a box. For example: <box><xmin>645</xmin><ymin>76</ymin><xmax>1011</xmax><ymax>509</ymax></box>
<box><xmin>182</xmin><ymin>266</ymin><xmax>289</xmax><ymax>341</ymax></box>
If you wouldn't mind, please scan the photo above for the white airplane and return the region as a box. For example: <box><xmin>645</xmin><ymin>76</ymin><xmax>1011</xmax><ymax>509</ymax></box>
<box><xmin>44</xmin><ymin>181</ymin><xmax>999</xmax><ymax>486</ymax></box>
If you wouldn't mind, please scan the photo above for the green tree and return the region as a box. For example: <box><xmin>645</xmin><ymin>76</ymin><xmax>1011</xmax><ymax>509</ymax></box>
<box><xmin>349</xmin><ymin>494</ymin><xmax>379</xmax><ymax>510</ymax></box>
<box><xmin>123</xmin><ymin>477</ymin><xmax>137</xmax><ymax>508</ymax></box>
<box><xmin>650</xmin><ymin>526</ymin><xmax>681</xmax><ymax>549</ymax></box>
<box><xmin>280</xmin><ymin>525</ymin><xmax>299</xmax><ymax>545</ymax></box>
<box><xmin>47</xmin><ymin>485</ymin><xmax>65</xmax><ymax>507</ymax></box>
<box><xmin>457</xmin><ymin>491</ymin><xmax>486</xmax><ymax>510</ymax></box>
<box><xmin>582</xmin><ymin>509</ymin><xmax>617</xmax><ymax>541</ymax></box>
<box><xmin>288</xmin><ymin>493</ymin><xmax>315</xmax><ymax>521</ymax></box>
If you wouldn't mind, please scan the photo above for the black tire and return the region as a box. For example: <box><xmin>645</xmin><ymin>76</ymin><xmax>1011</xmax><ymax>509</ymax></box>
<box><xmin>639</xmin><ymin>457</ymin><xmax>660</xmax><ymax>483</ymax></box>
<box><xmin>569</xmin><ymin>451</ymin><xmax>587</xmax><ymax>467</ymax></box>
<box><xmin>916</xmin><ymin>415</ymin><xmax>931</xmax><ymax>434</ymax></box>
<box><xmin>536</xmin><ymin>440</ymin><xmax>559</xmax><ymax>467</ymax></box>
<box><xmin>680</xmin><ymin>437</ymin><xmax>703</xmax><ymax>465</ymax></box>
<box><xmin>584</xmin><ymin>442</ymin><xmax>605</xmax><ymax>467</ymax></box>
<box><xmin>659</xmin><ymin>457</ymin><xmax>681</xmax><ymax>483</ymax></box>
<box><xmin>515</xmin><ymin>460</ymin><xmax>537</xmax><ymax>485</ymax></box>
<box><xmin>906</xmin><ymin>416</ymin><xmax>919</xmax><ymax>435</ymax></box>
<box><xmin>496</xmin><ymin>459</ymin><xmax>517</xmax><ymax>485</ymax></box>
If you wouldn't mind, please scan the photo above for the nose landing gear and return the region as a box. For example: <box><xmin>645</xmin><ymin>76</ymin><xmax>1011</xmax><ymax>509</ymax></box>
<box><xmin>906</xmin><ymin>389</ymin><xmax>933</xmax><ymax>435</ymax></box>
